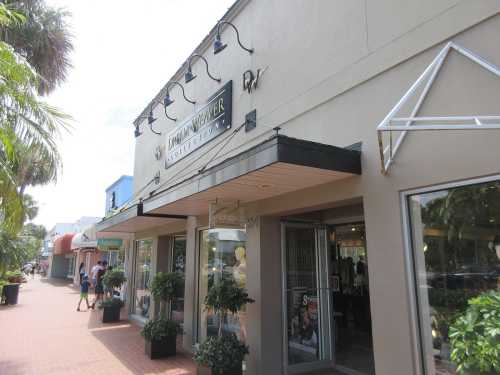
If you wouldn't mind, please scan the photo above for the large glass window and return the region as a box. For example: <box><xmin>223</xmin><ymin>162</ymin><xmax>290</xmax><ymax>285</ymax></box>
<box><xmin>133</xmin><ymin>239</ymin><xmax>152</xmax><ymax>319</ymax></box>
<box><xmin>198</xmin><ymin>228</ymin><xmax>247</xmax><ymax>342</ymax></box>
<box><xmin>171</xmin><ymin>236</ymin><xmax>186</xmax><ymax>325</ymax></box>
<box><xmin>99</xmin><ymin>249</ymin><xmax>125</xmax><ymax>267</ymax></box>
<box><xmin>66</xmin><ymin>254</ymin><xmax>75</xmax><ymax>278</ymax></box>
<box><xmin>408</xmin><ymin>180</ymin><xmax>500</xmax><ymax>375</ymax></box>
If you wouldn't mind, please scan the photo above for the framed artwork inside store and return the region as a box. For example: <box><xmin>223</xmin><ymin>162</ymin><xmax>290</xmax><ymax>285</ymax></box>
<box><xmin>404</xmin><ymin>176</ymin><xmax>500</xmax><ymax>375</ymax></box>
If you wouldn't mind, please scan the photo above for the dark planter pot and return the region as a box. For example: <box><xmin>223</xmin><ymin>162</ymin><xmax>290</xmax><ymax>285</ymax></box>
<box><xmin>145</xmin><ymin>335</ymin><xmax>177</xmax><ymax>359</ymax></box>
<box><xmin>102</xmin><ymin>305</ymin><xmax>121</xmax><ymax>323</ymax></box>
<box><xmin>2</xmin><ymin>283</ymin><xmax>20</xmax><ymax>305</ymax></box>
<box><xmin>197</xmin><ymin>364</ymin><xmax>243</xmax><ymax>375</ymax></box>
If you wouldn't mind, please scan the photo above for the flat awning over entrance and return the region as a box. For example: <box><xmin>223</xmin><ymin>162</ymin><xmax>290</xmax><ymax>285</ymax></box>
<box><xmin>95</xmin><ymin>203</ymin><xmax>187</xmax><ymax>233</ymax></box>
<box><xmin>143</xmin><ymin>134</ymin><xmax>361</xmax><ymax>216</ymax></box>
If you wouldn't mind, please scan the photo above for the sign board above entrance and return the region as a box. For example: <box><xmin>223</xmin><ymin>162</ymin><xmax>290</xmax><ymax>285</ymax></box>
<box><xmin>165</xmin><ymin>81</ymin><xmax>233</xmax><ymax>168</ymax></box>
<box><xmin>97</xmin><ymin>238</ymin><xmax>123</xmax><ymax>248</ymax></box>
<box><xmin>209</xmin><ymin>200</ymin><xmax>246</xmax><ymax>229</ymax></box>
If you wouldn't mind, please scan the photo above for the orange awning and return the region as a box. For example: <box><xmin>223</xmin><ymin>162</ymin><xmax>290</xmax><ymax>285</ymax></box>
<box><xmin>53</xmin><ymin>233</ymin><xmax>75</xmax><ymax>255</ymax></box>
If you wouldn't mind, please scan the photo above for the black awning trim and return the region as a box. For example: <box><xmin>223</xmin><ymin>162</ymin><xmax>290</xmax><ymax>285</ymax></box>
<box><xmin>137</xmin><ymin>202</ymin><xmax>187</xmax><ymax>219</ymax></box>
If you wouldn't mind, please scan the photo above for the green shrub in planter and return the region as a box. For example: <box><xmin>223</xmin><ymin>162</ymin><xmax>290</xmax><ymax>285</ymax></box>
<box><xmin>102</xmin><ymin>268</ymin><xmax>126</xmax><ymax>291</ymax></box>
<box><xmin>194</xmin><ymin>278</ymin><xmax>254</xmax><ymax>374</ymax></box>
<box><xmin>98</xmin><ymin>298</ymin><xmax>125</xmax><ymax>323</ymax></box>
<box><xmin>6</xmin><ymin>270</ymin><xmax>26</xmax><ymax>283</ymax></box>
<box><xmin>141</xmin><ymin>316</ymin><xmax>182</xmax><ymax>359</ymax></box>
<box><xmin>141</xmin><ymin>316</ymin><xmax>182</xmax><ymax>341</ymax></box>
<box><xmin>98</xmin><ymin>298</ymin><xmax>125</xmax><ymax>309</ymax></box>
<box><xmin>449</xmin><ymin>290</ymin><xmax>500</xmax><ymax>374</ymax></box>
<box><xmin>151</xmin><ymin>272</ymin><xmax>183</xmax><ymax>308</ymax></box>
<box><xmin>194</xmin><ymin>334</ymin><xmax>248</xmax><ymax>371</ymax></box>
<box><xmin>141</xmin><ymin>272</ymin><xmax>184</xmax><ymax>359</ymax></box>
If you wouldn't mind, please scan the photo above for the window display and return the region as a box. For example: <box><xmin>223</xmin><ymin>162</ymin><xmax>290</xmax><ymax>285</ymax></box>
<box><xmin>132</xmin><ymin>239</ymin><xmax>152</xmax><ymax>319</ymax></box>
<box><xmin>99</xmin><ymin>249</ymin><xmax>124</xmax><ymax>267</ymax></box>
<box><xmin>171</xmin><ymin>236</ymin><xmax>186</xmax><ymax>325</ymax></box>
<box><xmin>285</xmin><ymin>226</ymin><xmax>321</xmax><ymax>365</ymax></box>
<box><xmin>198</xmin><ymin>228</ymin><xmax>247</xmax><ymax>342</ymax></box>
<box><xmin>408</xmin><ymin>180</ymin><xmax>500</xmax><ymax>375</ymax></box>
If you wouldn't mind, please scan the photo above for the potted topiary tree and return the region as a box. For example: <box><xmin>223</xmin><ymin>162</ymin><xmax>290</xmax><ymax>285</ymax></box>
<box><xmin>141</xmin><ymin>271</ymin><xmax>184</xmax><ymax>359</ymax></box>
<box><xmin>194</xmin><ymin>277</ymin><xmax>254</xmax><ymax>375</ymax></box>
<box><xmin>99</xmin><ymin>268</ymin><xmax>126</xmax><ymax>323</ymax></box>
<box><xmin>449</xmin><ymin>290</ymin><xmax>500</xmax><ymax>375</ymax></box>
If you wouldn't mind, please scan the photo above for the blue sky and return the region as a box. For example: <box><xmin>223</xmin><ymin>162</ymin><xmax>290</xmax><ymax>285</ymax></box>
<box><xmin>29</xmin><ymin>0</ymin><xmax>235</xmax><ymax>229</ymax></box>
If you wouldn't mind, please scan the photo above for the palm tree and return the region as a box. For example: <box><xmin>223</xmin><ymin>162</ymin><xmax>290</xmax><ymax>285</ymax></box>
<box><xmin>0</xmin><ymin>4</ymin><xmax>69</xmax><ymax>234</ymax></box>
<box><xmin>13</xmin><ymin>139</ymin><xmax>60</xmax><ymax>196</ymax></box>
<box><xmin>0</xmin><ymin>0</ymin><xmax>73</xmax><ymax>95</ymax></box>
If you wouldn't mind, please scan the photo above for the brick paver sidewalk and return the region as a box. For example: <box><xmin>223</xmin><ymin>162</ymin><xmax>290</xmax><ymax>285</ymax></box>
<box><xmin>0</xmin><ymin>277</ymin><xmax>196</xmax><ymax>375</ymax></box>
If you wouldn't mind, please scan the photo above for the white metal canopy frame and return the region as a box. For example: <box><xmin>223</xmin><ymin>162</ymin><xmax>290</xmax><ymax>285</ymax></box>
<box><xmin>377</xmin><ymin>41</ymin><xmax>500</xmax><ymax>175</ymax></box>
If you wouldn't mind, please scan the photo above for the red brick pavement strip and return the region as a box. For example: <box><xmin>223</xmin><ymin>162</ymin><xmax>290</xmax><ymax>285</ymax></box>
<box><xmin>0</xmin><ymin>277</ymin><xmax>196</xmax><ymax>375</ymax></box>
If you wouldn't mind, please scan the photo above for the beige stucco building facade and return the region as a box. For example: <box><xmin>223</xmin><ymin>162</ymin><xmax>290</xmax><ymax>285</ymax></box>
<box><xmin>97</xmin><ymin>1</ymin><xmax>500</xmax><ymax>374</ymax></box>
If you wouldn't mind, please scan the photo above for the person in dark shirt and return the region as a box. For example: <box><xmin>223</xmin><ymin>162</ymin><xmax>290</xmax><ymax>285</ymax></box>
<box><xmin>77</xmin><ymin>275</ymin><xmax>91</xmax><ymax>311</ymax></box>
<box><xmin>91</xmin><ymin>268</ymin><xmax>105</xmax><ymax>309</ymax></box>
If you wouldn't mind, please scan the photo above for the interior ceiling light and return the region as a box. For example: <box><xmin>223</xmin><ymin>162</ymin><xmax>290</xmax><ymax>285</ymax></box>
<box><xmin>185</xmin><ymin>54</ymin><xmax>221</xmax><ymax>84</ymax></box>
<box><xmin>214</xmin><ymin>20</ymin><xmax>254</xmax><ymax>55</ymax></box>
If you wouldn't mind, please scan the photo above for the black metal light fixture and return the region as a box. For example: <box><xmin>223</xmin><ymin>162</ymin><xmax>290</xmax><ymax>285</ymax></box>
<box><xmin>185</xmin><ymin>54</ymin><xmax>221</xmax><ymax>84</ymax></box>
<box><xmin>164</xmin><ymin>81</ymin><xmax>195</xmax><ymax>106</ymax></box>
<box><xmin>162</xmin><ymin>81</ymin><xmax>196</xmax><ymax>122</ymax></box>
<box><xmin>134</xmin><ymin>124</ymin><xmax>142</xmax><ymax>137</ymax></box>
<box><xmin>135</xmin><ymin>105</ymin><xmax>161</xmax><ymax>136</ymax></box>
<box><xmin>214</xmin><ymin>20</ymin><xmax>254</xmax><ymax>55</ymax></box>
<box><xmin>147</xmin><ymin>107</ymin><xmax>161</xmax><ymax>135</ymax></box>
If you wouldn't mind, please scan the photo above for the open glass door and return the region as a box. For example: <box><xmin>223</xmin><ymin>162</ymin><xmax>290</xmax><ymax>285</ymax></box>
<box><xmin>328</xmin><ymin>223</ymin><xmax>375</xmax><ymax>375</ymax></box>
<box><xmin>283</xmin><ymin>224</ymin><xmax>333</xmax><ymax>373</ymax></box>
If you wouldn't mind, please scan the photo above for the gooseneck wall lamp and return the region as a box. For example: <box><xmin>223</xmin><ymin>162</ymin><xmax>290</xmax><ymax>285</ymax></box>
<box><xmin>163</xmin><ymin>81</ymin><xmax>196</xmax><ymax>122</ymax></box>
<box><xmin>214</xmin><ymin>20</ymin><xmax>254</xmax><ymax>55</ymax></box>
<box><xmin>135</xmin><ymin>104</ymin><xmax>161</xmax><ymax>136</ymax></box>
<box><xmin>147</xmin><ymin>106</ymin><xmax>161</xmax><ymax>135</ymax></box>
<box><xmin>185</xmin><ymin>54</ymin><xmax>221</xmax><ymax>84</ymax></box>
<box><xmin>134</xmin><ymin>124</ymin><xmax>142</xmax><ymax>137</ymax></box>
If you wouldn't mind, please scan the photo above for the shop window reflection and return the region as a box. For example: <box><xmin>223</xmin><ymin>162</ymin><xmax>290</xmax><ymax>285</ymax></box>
<box><xmin>409</xmin><ymin>181</ymin><xmax>500</xmax><ymax>375</ymax></box>
<box><xmin>171</xmin><ymin>236</ymin><xmax>186</xmax><ymax>325</ymax></box>
<box><xmin>133</xmin><ymin>239</ymin><xmax>152</xmax><ymax>319</ymax></box>
<box><xmin>198</xmin><ymin>228</ymin><xmax>247</xmax><ymax>342</ymax></box>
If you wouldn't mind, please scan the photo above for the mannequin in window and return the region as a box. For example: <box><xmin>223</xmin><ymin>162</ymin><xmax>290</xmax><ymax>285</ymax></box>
<box><xmin>232</xmin><ymin>246</ymin><xmax>247</xmax><ymax>287</ymax></box>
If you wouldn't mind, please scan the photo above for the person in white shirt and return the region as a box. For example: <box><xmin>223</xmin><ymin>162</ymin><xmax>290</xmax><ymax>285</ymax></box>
<box><xmin>90</xmin><ymin>261</ymin><xmax>103</xmax><ymax>287</ymax></box>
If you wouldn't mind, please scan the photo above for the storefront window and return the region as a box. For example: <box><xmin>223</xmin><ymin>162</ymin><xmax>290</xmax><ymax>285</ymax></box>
<box><xmin>66</xmin><ymin>254</ymin><xmax>75</xmax><ymax>278</ymax></box>
<box><xmin>99</xmin><ymin>249</ymin><xmax>125</xmax><ymax>267</ymax></box>
<box><xmin>171</xmin><ymin>236</ymin><xmax>186</xmax><ymax>325</ymax></box>
<box><xmin>408</xmin><ymin>180</ymin><xmax>500</xmax><ymax>374</ymax></box>
<box><xmin>198</xmin><ymin>228</ymin><xmax>247</xmax><ymax>342</ymax></box>
<box><xmin>133</xmin><ymin>239</ymin><xmax>152</xmax><ymax>319</ymax></box>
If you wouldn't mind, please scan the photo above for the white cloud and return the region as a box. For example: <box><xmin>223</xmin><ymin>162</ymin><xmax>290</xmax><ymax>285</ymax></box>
<box><xmin>29</xmin><ymin>0</ymin><xmax>235</xmax><ymax>228</ymax></box>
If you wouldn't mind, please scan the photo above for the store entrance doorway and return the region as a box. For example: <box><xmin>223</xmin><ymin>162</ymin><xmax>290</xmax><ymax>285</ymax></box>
<box><xmin>282</xmin><ymin>222</ymin><xmax>374</xmax><ymax>375</ymax></box>
<box><xmin>328</xmin><ymin>223</ymin><xmax>374</xmax><ymax>375</ymax></box>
